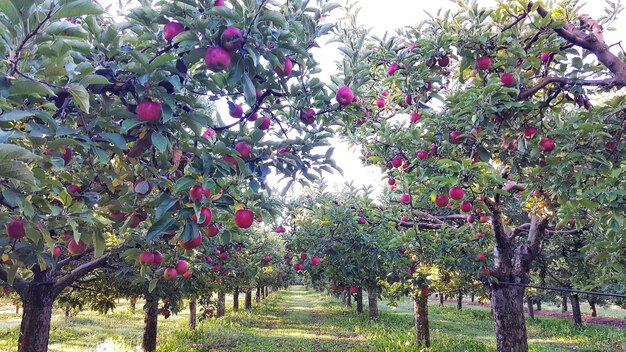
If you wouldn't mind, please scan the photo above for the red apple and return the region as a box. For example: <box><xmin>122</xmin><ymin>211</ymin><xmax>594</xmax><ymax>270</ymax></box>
<box><xmin>391</xmin><ymin>156</ymin><xmax>404</xmax><ymax>168</ymax></box>
<box><xmin>152</xmin><ymin>251</ymin><xmax>163</xmax><ymax>266</ymax></box>
<box><xmin>258</xmin><ymin>116</ymin><xmax>271</xmax><ymax>130</ymax></box>
<box><xmin>164</xmin><ymin>21</ymin><xmax>185</xmax><ymax>42</ymax></box>
<box><xmin>459</xmin><ymin>201</ymin><xmax>473</xmax><ymax>213</ymax></box>
<box><xmin>438</xmin><ymin>56</ymin><xmax>450</xmax><ymax>67</ymax></box>
<box><xmin>204</xmin><ymin>46</ymin><xmax>231</xmax><ymax>72</ymax></box>
<box><xmin>376</xmin><ymin>98</ymin><xmax>385</xmax><ymax>108</ymax></box>
<box><xmin>417</xmin><ymin>150</ymin><xmax>428</xmax><ymax>160</ymax></box>
<box><xmin>68</xmin><ymin>239</ymin><xmax>86</xmax><ymax>255</ymax></box>
<box><xmin>214</xmin><ymin>0</ymin><xmax>225</xmax><ymax>5</ymax></box>
<box><xmin>221</xmin><ymin>26</ymin><xmax>243</xmax><ymax>52</ymax></box>
<box><xmin>223</xmin><ymin>155</ymin><xmax>238</xmax><ymax>166</ymax></box>
<box><xmin>410</xmin><ymin>112</ymin><xmax>422</xmax><ymax>123</ymax></box>
<box><xmin>276</xmin><ymin>226</ymin><xmax>286</xmax><ymax>233</ymax></box>
<box><xmin>400</xmin><ymin>216</ymin><xmax>408</xmax><ymax>222</ymax></box>
<box><xmin>450</xmin><ymin>131</ymin><xmax>464</xmax><ymax>144</ymax></box>
<box><xmin>357</xmin><ymin>217</ymin><xmax>366</xmax><ymax>224</ymax></box>
<box><xmin>6</xmin><ymin>220</ymin><xmax>26</xmax><ymax>240</ymax></box>
<box><xmin>175</xmin><ymin>259</ymin><xmax>189</xmax><ymax>274</ymax></box>
<box><xmin>449</xmin><ymin>186</ymin><xmax>464</xmax><ymax>200</ymax></box>
<box><xmin>63</xmin><ymin>147</ymin><xmax>72</xmax><ymax>165</ymax></box>
<box><xmin>219</xmin><ymin>252</ymin><xmax>228</xmax><ymax>261</ymax></box>
<box><xmin>311</xmin><ymin>256</ymin><xmax>321</xmax><ymax>266</ymax></box>
<box><xmin>180</xmin><ymin>232</ymin><xmax>203</xmax><ymax>250</ymax></box>
<box><xmin>540</xmin><ymin>52</ymin><xmax>551</xmax><ymax>63</ymax></box>
<box><xmin>500</xmin><ymin>73</ymin><xmax>515</xmax><ymax>86</ymax></box>
<box><xmin>349</xmin><ymin>285</ymin><xmax>359</xmax><ymax>294</ymax></box>
<box><xmin>421</xmin><ymin>287</ymin><xmax>430</xmax><ymax>295</ymax></box>
<box><xmin>476</xmin><ymin>232</ymin><xmax>486</xmax><ymax>238</ymax></box>
<box><xmin>137</xmin><ymin>101</ymin><xmax>162</xmax><ymax>123</ymax></box>
<box><xmin>228</xmin><ymin>102</ymin><xmax>244</xmax><ymax>118</ymax></box>
<box><xmin>66</xmin><ymin>184</ymin><xmax>81</xmax><ymax>195</ymax></box>
<box><xmin>189</xmin><ymin>184</ymin><xmax>211</xmax><ymax>202</ymax></box>
<box><xmin>388</xmin><ymin>178</ymin><xmax>396</xmax><ymax>185</ymax></box>
<box><xmin>605</xmin><ymin>141</ymin><xmax>618</xmax><ymax>153</ymax></box>
<box><xmin>263</xmin><ymin>255</ymin><xmax>271</xmax><ymax>263</ymax></box>
<box><xmin>234</xmin><ymin>209</ymin><xmax>254</xmax><ymax>228</ymax></box>
<box><xmin>524</xmin><ymin>126</ymin><xmax>538</xmax><ymax>139</ymax></box>
<box><xmin>435</xmin><ymin>194</ymin><xmax>448</xmax><ymax>207</ymax></box>
<box><xmin>139</xmin><ymin>251</ymin><xmax>155</xmax><ymax>266</ymax></box>
<box><xmin>274</xmin><ymin>56</ymin><xmax>293</xmax><ymax>76</ymax></box>
<box><xmin>479</xmin><ymin>215</ymin><xmax>489</xmax><ymax>223</ymax></box>
<box><xmin>467</xmin><ymin>215</ymin><xmax>474</xmax><ymax>224</ymax></box>
<box><xmin>476</xmin><ymin>56</ymin><xmax>491</xmax><ymax>70</ymax></box>
<box><xmin>52</xmin><ymin>246</ymin><xmax>62</xmax><ymax>257</ymax></box>
<box><xmin>133</xmin><ymin>179</ymin><xmax>152</xmax><ymax>196</ymax></box>
<box><xmin>234</xmin><ymin>141</ymin><xmax>251</xmax><ymax>159</ymax></box>
<box><xmin>387</xmin><ymin>63</ymin><xmax>400</xmax><ymax>76</ymax></box>
<box><xmin>163</xmin><ymin>267</ymin><xmax>178</xmax><ymax>281</ymax></box>
<box><xmin>539</xmin><ymin>137</ymin><xmax>555</xmax><ymax>152</ymax></box>
<box><xmin>404</xmin><ymin>95</ymin><xmax>413</xmax><ymax>105</ymax></box>
<box><xmin>110</xmin><ymin>211</ymin><xmax>128</xmax><ymax>223</ymax></box>
<box><xmin>335</xmin><ymin>86</ymin><xmax>354</xmax><ymax>106</ymax></box>
<box><xmin>300</xmin><ymin>253</ymin><xmax>308</xmax><ymax>261</ymax></box>
<box><xmin>300</xmin><ymin>108</ymin><xmax>316</xmax><ymax>125</ymax></box>
<box><xmin>400</xmin><ymin>194</ymin><xmax>411</xmax><ymax>204</ymax></box>
<box><xmin>206</xmin><ymin>223</ymin><xmax>219</xmax><ymax>237</ymax></box>
<box><xmin>477</xmin><ymin>252</ymin><xmax>486</xmax><ymax>262</ymax></box>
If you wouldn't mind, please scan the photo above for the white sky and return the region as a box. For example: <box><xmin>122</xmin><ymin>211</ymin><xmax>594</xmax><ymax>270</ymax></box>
<box><xmin>100</xmin><ymin>0</ymin><xmax>625</xmax><ymax>197</ymax></box>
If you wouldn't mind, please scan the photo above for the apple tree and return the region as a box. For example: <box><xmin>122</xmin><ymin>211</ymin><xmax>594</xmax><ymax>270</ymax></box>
<box><xmin>0</xmin><ymin>0</ymin><xmax>341</xmax><ymax>351</ymax></box>
<box><xmin>332</xmin><ymin>1</ymin><xmax>625</xmax><ymax>351</ymax></box>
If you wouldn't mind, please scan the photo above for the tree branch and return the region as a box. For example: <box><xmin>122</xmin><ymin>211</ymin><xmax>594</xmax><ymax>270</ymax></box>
<box><xmin>8</xmin><ymin>3</ymin><xmax>56</xmax><ymax>75</ymax></box>
<box><xmin>56</xmin><ymin>247</ymin><xmax>95</xmax><ymax>269</ymax></box>
<box><xmin>517</xmin><ymin>76</ymin><xmax>617</xmax><ymax>100</ymax></box>
<box><xmin>53</xmin><ymin>255</ymin><xmax>109</xmax><ymax>297</ymax></box>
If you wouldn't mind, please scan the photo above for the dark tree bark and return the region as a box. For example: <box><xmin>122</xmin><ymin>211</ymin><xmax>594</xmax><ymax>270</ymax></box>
<box><xmin>536</xmin><ymin>300</ymin><xmax>542</xmax><ymax>311</ymax></box>
<box><xmin>562</xmin><ymin>295</ymin><xmax>568</xmax><ymax>312</ymax></box>
<box><xmin>345</xmin><ymin>290</ymin><xmax>352</xmax><ymax>307</ymax></box>
<box><xmin>355</xmin><ymin>287</ymin><xmax>363</xmax><ymax>313</ymax></box>
<box><xmin>130</xmin><ymin>295</ymin><xmax>138</xmax><ymax>313</ymax></box>
<box><xmin>570</xmin><ymin>294</ymin><xmax>583</xmax><ymax>326</ymax></box>
<box><xmin>527</xmin><ymin>296</ymin><xmax>534</xmax><ymax>319</ymax></box>
<box><xmin>491</xmin><ymin>283</ymin><xmax>528</xmax><ymax>352</ymax></box>
<box><xmin>589</xmin><ymin>300</ymin><xmax>597</xmax><ymax>317</ymax></box>
<box><xmin>260</xmin><ymin>286</ymin><xmax>265</xmax><ymax>299</ymax></box>
<box><xmin>142</xmin><ymin>297</ymin><xmax>158</xmax><ymax>352</ymax></box>
<box><xmin>256</xmin><ymin>287</ymin><xmax>260</xmax><ymax>302</ymax></box>
<box><xmin>439</xmin><ymin>293</ymin><xmax>444</xmax><ymax>307</ymax></box>
<box><xmin>471</xmin><ymin>293</ymin><xmax>475</xmax><ymax>302</ymax></box>
<box><xmin>217</xmin><ymin>291</ymin><xmax>225</xmax><ymax>317</ymax></box>
<box><xmin>264</xmin><ymin>286</ymin><xmax>268</xmax><ymax>297</ymax></box>
<box><xmin>189</xmin><ymin>295</ymin><xmax>197</xmax><ymax>330</ymax></box>
<box><xmin>456</xmin><ymin>292</ymin><xmax>463</xmax><ymax>310</ymax></box>
<box><xmin>18</xmin><ymin>293</ymin><xmax>54</xmax><ymax>352</ymax></box>
<box><xmin>413</xmin><ymin>295</ymin><xmax>430</xmax><ymax>347</ymax></box>
<box><xmin>367</xmin><ymin>287</ymin><xmax>378</xmax><ymax>319</ymax></box>
<box><xmin>233</xmin><ymin>287</ymin><xmax>239</xmax><ymax>311</ymax></box>
<box><xmin>245</xmin><ymin>289</ymin><xmax>252</xmax><ymax>309</ymax></box>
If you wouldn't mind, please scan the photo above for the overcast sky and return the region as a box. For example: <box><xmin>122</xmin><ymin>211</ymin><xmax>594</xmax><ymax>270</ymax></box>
<box><xmin>100</xmin><ymin>0</ymin><xmax>626</xmax><ymax>197</ymax></box>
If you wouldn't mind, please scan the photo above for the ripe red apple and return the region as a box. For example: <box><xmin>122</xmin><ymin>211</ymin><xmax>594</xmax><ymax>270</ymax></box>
<box><xmin>335</xmin><ymin>86</ymin><xmax>354</xmax><ymax>106</ymax></box>
<box><xmin>391</xmin><ymin>156</ymin><xmax>404</xmax><ymax>168</ymax></box>
<box><xmin>476</xmin><ymin>56</ymin><xmax>491</xmax><ymax>70</ymax></box>
<box><xmin>400</xmin><ymin>216</ymin><xmax>408</xmax><ymax>222</ymax></box>
<box><xmin>128</xmin><ymin>212</ymin><xmax>147</xmax><ymax>229</ymax></box>
<box><xmin>387</xmin><ymin>63</ymin><xmax>399</xmax><ymax>76</ymax></box>
<box><xmin>438</xmin><ymin>56</ymin><xmax>450</xmax><ymax>67</ymax></box>
<box><xmin>467</xmin><ymin>215</ymin><xmax>474</xmax><ymax>224</ymax></box>
<box><xmin>410</xmin><ymin>112</ymin><xmax>422</xmax><ymax>123</ymax></box>
<box><xmin>479</xmin><ymin>215</ymin><xmax>489</xmax><ymax>223</ymax></box>
<box><xmin>568</xmin><ymin>219</ymin><xmax>576</xmax><ymax>226</ymax></box>
<box><xmin>349</xmin><ymin>285</ymin><xmax>359</xmax><ymax>294</ymax></box>
<box><xmin>264</xmin><ymin>255</ymin><xmax>271</xmax><ymax>263</ymax></box>
<box><xmin>63</xmin><ymin>147</ymin><xmax>72</xmax><ymax>165</ymax></box>
<box><xmin>133</xmin><ymin>179</ymin><xmax>152</xmax><ymax>196</ymax></box>
<box><xmin>388</xmin><ymin>178</ymin><xmax>396</xmax><ymax>185</ymax></box>
<box><xmin>500</xmin><ymin>73</ymin><xmax>515</xmax><ymax>86</ymax></box>
<box><xmin>292</xmin><ymin>262</ymin><xmax>300</xmax><ymax>271</ymax></box>
<box><xmin>276</xmin><ymin>226</ymin><xmax>286</xmax><ymax>233</ymax></box>
<box><xmin>450</xmin><ymin>131</ymin><xmax>464</xmax><ymax>144</ymax></box>
<box><xmin>605</xmin><ymin>141</ymin><xmax>618</xmax><ymax>153</ymax></box>
<box><xmin>258</xmin><ymin>116</ymin><xmax>271</xmax><ymax>130</ymax></box>
<box><xmin>234</xmin><ymin>141</ymin><xmax>251</xmax><ymax>159</ymax></box>
<box><xmin>476</xmin><ymin>232</ymin><xmax>486</xmax><ymax>238</ymax></box>
<box><xmin>539</xmin><ymin>137</ymin><xmax>555</xmax><ymax>152</ymax></box>
<box><xmin>274</xmin><ymin>56</ymin><xmax>293</xmax><ymax>76</ymax></box>
<box><xmin>68</xmin><ymin>239</ymin><xmax>86</xmax><ymax>255</ymax></box>
<box><xmin>417</xmin><ymin>150</ymin><xmax>428</xmax><ymax>160</ymax></box>
<box><xmin>376</xmin><ymin>98</ymin><xmax>385</xmax><ymax>108</ymax></box>
<box><xmin>477</xmin><ymin>252</ymin><xmax>486</xmax><ymax>261</ymax></box>
<box><xmin>219</xmin><ymin>252</ymin><xmax>228</xmax><ymax>261</ymax></box>
<box><xmin>139</xmin><ymin>251</ymin><xmax>155</xmax><ymax>266</ymax></box>
<box><xmin>221</xmin><ymin>26</ymin><xmax>243</xmax><ymax>52</ymax></box>
<box><xmin>163</xmin><ymin>21</ymin><xmax>185</xmax><ymax>42</ymax></box>
<box><xmin>175</xmin><ymin>259</ymin><xmax>189</xmax><ymax>274</ymax></box>
<box><xmin>449</xmin><ymin>186</ymin><xmax>465</xmax><ymax>200</ymax></box>
<box><xmin>66</xmin><ymin>184</ymin><xmax>81</xmax><ymax>195</ymax></box>
<box><xmin>404</xmin><ymin>95</ymin><xmax>413</xmax><ymax>105</ymax></box>
<box><xmin>137</xmin><ymin>101</ymin><xmax>162</xmax><ymax>123</ymax></box>
<box><xmin>182</xmin><ymin>271</ymin><xmax>192</xmax><ymax>278</ymax></box>
<box><xmin>300</xmin><ymin>108</ymin><xmax>316</xmax><ymax>125</ymax></box>
<box><xmin>421</xmin><ymin>287</ymin><xmax>430</xmax><ymax>295</ymax></box>
<box><xmin>540</xmin><ymin>52</ymin><xmax>551</xmax><ymax>63</ymax></box>
<box><xmin>110</xmin><ymin>211</ymin><xmax>127</xmax><ymax>223</ymax></box>
<box><xmin>223</xmin><ymin>155</ymin><xmax>238</xmax><ymax>166</ymax></box>
<box><xmin>206</xmin><ymin>223</ymin><xmax>219</xmax><ymax>237</ymax></box>
<box><xmin>6</xmin><ymin>220</ymin><xmax>26</xmax><ymax>240</ymax></box>
<box><xmin>53</xmin><ymin>246</ymin><xmax>62</xmax><ymax>257</ymax></box>
<box><xmin>400</xmin><ymin>194</ymin><xmax>411</xmax><ymax>204</ymax></box>
<box><xmin>163</xmin><ymin>267</ymin><xmax>178</xmax><ymax>281</ymax></box>
<box><xmin>357</xmin><ymin>217</ymin><xmax>366</xmax><ymax>224</ymax></box>
<box><xmin>502</xmin><ymin>136</ymin><xmax>517</xmax><ymax>151</ymax></box>
<box><xmin>311</xmin><ymin>256</ymin><xmax>321</xmax><ymax>266</ymax></box>
<box><xmin>152</xmin><ymin>251</ymin><xmax>163</xmax><ymax>266</ymax></box>
<box><xmin>204</xmin><ymin>46</ymin><xmax>231</xmax><ymax>72</ymax></box>
<box><xmin>480</xmin><ymin>267</ymin><xmax>492</xmax><ymax>277</ymax></box>
<box><xmin>300</xmin><ymin>253</ymin><xmax>308</xmax><ymax>261</ymax></box>
<box><xmin>180</xmin><ymin>231</ymin><xmax>203</xmax><ymax>250</ymax></box>
<box><xmin>234</xmin><ymin>209</ymin><xmax>254</xmax><ymax>228</ymax></box>
<box><xmin>189</xmin><ymin>184</ymin><xmax>211</xmax><ymax>202</ymax></box>
<box><xmin>435</xmin><ymin>194</ymin><xmax>448</xmax><ymax>207</ymax></box>
<box><xmin>214</xmin><ymin>0</ymin><xmax>225</xmax><ymax>5</ymax></box>
<box><xmin>459</xmin><ymin>201</ymin><xmax>473</xmax><ymax>213</ymax></box>
<box><xmin>524</xmin><ymin>126</ymin><xmax>538</xmax><ymax>139</ymax></box>
<box><xmin>228</xmin><ymin>102</ymin><xmax>244</xmax><ymax>118</ymax></box>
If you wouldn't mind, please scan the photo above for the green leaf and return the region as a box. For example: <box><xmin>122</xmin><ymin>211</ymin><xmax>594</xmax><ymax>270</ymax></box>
<box><xmin>155</xmin><ymin>194</ymin><xmax>179</xmax><ymax>219</ymax></box>
<box><xmin>79</xmin><ymin>74</ymin><xmax>111</xmax><ymax>86</ymax></box>
<box><xmin>6</xmin><ymin>265</ymin><xmax>17</xmax><ymax>286</ymax></box>
<box><xmin>92</xmin><ymin>232</ymin><xmax>106</xmax><ymax>257</ymax></box>
<box><xmin>52</xmin><ymin>0</ymin><xmax>104</xmax><ymax>20</ymax></box>
<box><xmin>0</xmin><ymin>110</ymin><xmax>33</xmax><ymax>122</ymax></box>
<box><xmin>0</xmin><ymin>0</ymin><xmax>21</xmax><ymax>25</ymax></box>
<box><xmin>9</xmin><ymin>81</ymin><xmax>55</xmax><ymax>96</ymax></box>
<box><xmin>146</xmin><ymin>216</ymin><xmax>176</xmax><ymax>242</ymax></box>
<box><xmin>175</xmin><ymin>176</ymin><xmax>196</xmax><ymax>193</ymax></box>
<box><xmin>0</xmin><ymin>161</ymin><xmax>34</xmax><ymax>184</ymax></box>
<box><xmin>148</xmin><ymin>279</ymin><xmax>158</xmax><ymax>293</ymax></box>
<box><xmin>242</xmin><ymin>74</ymin><xmax>257</xmax><ymax>107</ymax></box>
<box><xmin>151</xmin><ymin>133</ymin><xmax>168</xmax><ymax>153</ymax></box>
<box><xmin>68</xmin><ymin>83</ymin><xmax>90</xmax><ymax>113</ymax></box>
<box><xmin>99</xmin><ymin>133</ymin><xmax>127</xmax><ymax>150</ymax></box>
<box><xmin>0</xmin><ymin>144</ymin><xmax>39</xmax><ymax>161</ymax></box>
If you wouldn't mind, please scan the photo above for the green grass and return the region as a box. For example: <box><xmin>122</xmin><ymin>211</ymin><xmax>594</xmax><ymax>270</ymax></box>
<box><xmin>0</xmin><ymin>287</ymin><xmax>624</xmax><ymax>351</ymax></box>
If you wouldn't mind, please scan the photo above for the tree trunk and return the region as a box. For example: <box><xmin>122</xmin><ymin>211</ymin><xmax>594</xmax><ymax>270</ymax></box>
<box><xmin>189</xmin><ymin>295</ymin><xmax>197</xmax><ymax>330</ymax></box>
<box><xmin>413</xmin><ymin>294</ymin><xmax>430</xmax><ymax>347</ymax></box>
<box><xmin>536</xmin><ymin>300</ymin><xmax>541</xmax><ymax>311</ymax></box>
<box><xmin>18</xmin><ymin>295</ymin><xmax>54</xmax><ymax>352</ymax></box>
<box><xmin>367</xmin><ymin>287</ymin><xmax>378</xmax><ymax>319</ymax></box>
<box><xmin>471</xmin><ymin>293</ymin><xmax>475</xmax><ymax>302</ymax></box>
<box><xmin>264</xmin><ymin>286</ymin><xmax>268</xmax><ymax>297</ymax></box>
<box><xmin>457</xmin><ymin>292</ymin><xmax>462</xmax><ymax>310</ymax></box>
<box><xmin>356</xmin><ymin>287</ymin><xmax>364</xmax><ymax>313</ymax></box>
<box><xmin>233</xmin><ymin>287</ymin><xmax>239</xmax><ymax>311</ymax></box>
<box><xmin>217</xmin><ymin>291</ymin><xmax>225</xmax><ymax>317</ymax></box>
<box><xmin>527</xmin><ymin>296</ymin><xmax>534</xmax><ymax>319</ymax></box>
<box><xmin>570</xmin><ymin>294</ymin><xmax>582</xmax><ymax>326</ymax></box>
<box><xmin>439</xmin><ymin>293</ymin><xmax>444</xmax><ymax>307</ymax></box>
<box><xmin>256</xmin><ymin>287</ymin><xmax>260</xmax><ymax>302</ymax></box>
<box><xmin>142</xmin><ymin>297</ymin><xmax>158</xmax><ymax>352</ymax></box>
<box><xmin>130</xmin><ymin>295</ymin><xmax>138</xmax><ymax>313</ymax></box>
<box><xmin>562</xmin><ymin>295</ymin><xmax>568</xmax><ymax>312</ymax></box>
<box><xmin>245</xmin><ymin>289</ymin><xmax>252</xmax><ymax>309</ymax></box>
<box><xmin>260</xmin><ymin>286</ymin><xmax>265</xmax><ymax>299</ymax></box>
<box><xmin>345</xmin><ymin>290</ymin><xmax>352</xmax><ymax>307</ymax></box>
<box><xmin>490</xmin><ymin>284</ymin><xmax>528</xmax><ymax>352</ymax></box>
<box><xmin>589</xmin><ymin>300</ymin><xmax>597</xmax><ymax>317</ymax></box>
